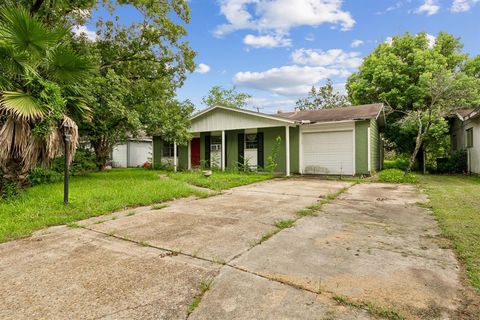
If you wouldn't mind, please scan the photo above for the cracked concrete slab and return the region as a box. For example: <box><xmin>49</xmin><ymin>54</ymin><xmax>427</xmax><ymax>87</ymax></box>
<box><xmin>86</xmin><ymin>179</ymin><xmax>351</xmax><ymax>262</ymax></box>
<box><xmin>189</xmin><ymin>267</ymin><xmax>370</xmax><ymax>320</ymax></box>
<box><xmin>0</xmin><ymin>179</ymin><xmax>472</xmax><ymax>319</ymax></box>
<box><xmin>231</xmin><ymin>183</ymin><xmax>464</xmax><ymax>319</ymax></box>
<box><xmin>0</xmin><ymin>226</ymin><xmax>217</xmax><ymax>320</ymax></box>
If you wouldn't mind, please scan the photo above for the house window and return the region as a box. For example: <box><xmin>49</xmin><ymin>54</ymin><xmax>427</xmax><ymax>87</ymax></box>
<box><xmin>162</xmin><ymin>141</ymin><xmax>175</xmax><ymax>157</ymax></box>
<box><xmin>210</xmin><ymin>136</ymin><xmax>222</xmax><ymax>151</ymax></box>
<box><xmin>466</xmin><ymin>128</ymin><xmax>474</xmax><ymax>148</ymax></box>
<box><xmin>245</xmin><ymin>134</ymin><xmax>258</xmax><ymax>149</ymax></box>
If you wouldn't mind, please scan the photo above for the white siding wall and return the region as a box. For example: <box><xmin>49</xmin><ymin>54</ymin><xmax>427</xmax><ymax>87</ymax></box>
<box><xmin>465</xmin><ymin>118</ymin><xmax>480</xmax><ymax>174</ymax></box>
<box><xmin>112</xmin><ymin>141</ymin><xmax>152</xmax><ymax>168</ymax></box>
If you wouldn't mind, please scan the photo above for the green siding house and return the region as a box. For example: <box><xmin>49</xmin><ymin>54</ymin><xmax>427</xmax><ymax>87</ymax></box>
<box><xmin>153</xmin><ymin>103</ymin><xmax>385</xmax><ymax>176</ymax></box>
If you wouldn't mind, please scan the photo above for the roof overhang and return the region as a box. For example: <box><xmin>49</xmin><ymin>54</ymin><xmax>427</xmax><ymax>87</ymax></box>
<box><xmin>189</xmin><ymin>105</ymin><xmax>296</xmax><ymax>133</ymax></box>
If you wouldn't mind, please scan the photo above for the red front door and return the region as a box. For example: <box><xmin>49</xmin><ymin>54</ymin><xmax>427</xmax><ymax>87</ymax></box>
<box><xmin>191</xmin><ymin>138</ymin><xmax>201</xmax><ymax>167</ymax></box>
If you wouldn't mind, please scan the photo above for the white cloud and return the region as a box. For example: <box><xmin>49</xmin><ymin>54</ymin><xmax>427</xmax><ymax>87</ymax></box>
<box><xmin>416</xmin><ymin>0</ymin><xmax>440</xmax><ymax>15</ymax></box>
<box><xmin>195</xmin><ymin>63</ymin><xmax>211</xmax><ymax>74</ymax></box>
<box><xmin>247</xmin><ymin>97</ymin><xmax>296</xmax><ymax>113</ymax></box>
<box><xmin>243</xmin><ymin>34</ymin><xmax>291</xmax><ymax>48</ymax></box>
<box><xmin>425</xmin><ymin>33</ymin><xmax>436</xmax><ymax>47</ymax></box>
<box><xmin>291</xmin><ymin>48</ymin><xmax>363</xmax><ymax>69</ymax></box>
<box><xmin>214</xmin><ymin>0</ymin><xmax>355</xmax><ymax>39</ymax></box>
<box><xmin>451</xmin><ymin>0</ymin><xmax>480</xmax><ymax>12</ymax></box>
<box><xmin>351</xmin><ymin>39</ymin><xmax>364</xmax><ymax>48</ymax></box>
<box><xmin>72</xmin><ymin>25</ymin><xmax>96</xmax><ymax>41</ymax></box>
<box><xmin>234</xmin><ymin>65</ymin><xmax>346</xmax><ymax>96</ymax></box>
<box><xmin>234</xmin><ymin>47</ymin><xmax>362</xmax><ymax>96</ymax></box>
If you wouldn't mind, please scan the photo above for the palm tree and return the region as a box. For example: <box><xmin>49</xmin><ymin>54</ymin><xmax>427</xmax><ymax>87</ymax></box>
<box><xmin>0</xmin><ymin>6</ymin><xmax>92</xmax><ymax>190</ymax></box>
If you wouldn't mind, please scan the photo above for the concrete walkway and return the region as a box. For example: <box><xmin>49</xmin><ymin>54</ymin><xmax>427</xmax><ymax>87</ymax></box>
<box><xmin>0</xmin><ymin>179</ymin><xmax>471</xmax><ymax>319</ymax></box>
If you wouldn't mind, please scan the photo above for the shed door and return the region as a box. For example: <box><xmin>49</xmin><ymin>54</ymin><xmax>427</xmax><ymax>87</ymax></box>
<box><xmin>302</xmin><ymin>130</ymin><xmax>354</xmax><ymax>175</ymax></box>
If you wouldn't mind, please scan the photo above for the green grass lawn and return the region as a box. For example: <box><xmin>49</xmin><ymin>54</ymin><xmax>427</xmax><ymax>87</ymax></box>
<box><xmin>168</xmin><ymin>170</ymin><xmax>272</xmax><ymax>191</ymax></box>
<box><xmin>0</xmin><ymin>169</ymin><xmax>272</xmax><ymax>243</ymax></box>
<box><xmin>420</xmin><ymin>175</ymin><xmax>480</xmax><ymax>292</ymax></box>
<box><xmin>0</xmin><ymin>169</ymin><xmax>204</xmax><ymax>243</ymax></box>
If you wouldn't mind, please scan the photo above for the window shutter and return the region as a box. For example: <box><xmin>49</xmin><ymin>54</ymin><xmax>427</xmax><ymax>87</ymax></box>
<box><xmin>238</xmin><ymin>133</ymin><xmax>244</xmax><ymax>169</ymax></box>
<box><xmin>205</xmin><ymin>135</ymin><xmax>211</xmax><ymax>168</ymax></box>
<box><xmin>257</xmin><ymin>132</ymin><xmax>264</xmax><ymax>169</ymax></box>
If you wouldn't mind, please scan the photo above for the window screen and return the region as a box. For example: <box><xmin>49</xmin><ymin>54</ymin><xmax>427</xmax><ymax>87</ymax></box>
<box><xmin>466</xmin><ymin>128</ymin><xmax>473</xmax><ymax>148</ymax></box>
<box><xmin>162</xmin><ymin>141</ymin><xmax>174</xmax><ymax>157</ymax></box>
<box><xmin>245</xmin><ymin>134</ymin><xmax>258</xmax><ymax>149</ymax></box>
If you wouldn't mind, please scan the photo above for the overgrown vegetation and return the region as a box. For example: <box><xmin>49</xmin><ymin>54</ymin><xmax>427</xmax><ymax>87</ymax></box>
<box><xmin>266</xmin><ymin>136</ymin><xmax>282</xmax><ymax>173</ymax></box>
<box><xmin>421</xmin><ymin>175</ymin><xmax>480</xmax><ymax>291</ymax></box>
<box><xmin>0</xmin><ymin>169</ymin><xmax>204</xmax><ymax>242</ymax></box>
<box><xmin>274</xmin><ymin>219</ymin><xmax>295</xmax><ymax>229</ymax></box>
<box><xmin>168</xmin><ymin>170</ymin><xmax>272</xmax><ymax>191</ymax></box>
<box><xmin>187</xmin><ymin>278</ymin><xmax>213</xmax><ymax>316</ymax></box>
<box><xmin>332</xmin><ymin>295</ymin><xmax>405</xmax><ymax>320</ymax></box>
<box><xmin>378</xmin><ymin>169</ymin><xmax>418</xmax><ymax>184</ymax></box>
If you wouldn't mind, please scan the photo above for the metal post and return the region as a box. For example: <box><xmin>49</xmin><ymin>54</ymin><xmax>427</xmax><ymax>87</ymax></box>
<box><xmin>64</xmin><ymin>135</ymin><xmax>70</xmax><ymax>205</ymax></box>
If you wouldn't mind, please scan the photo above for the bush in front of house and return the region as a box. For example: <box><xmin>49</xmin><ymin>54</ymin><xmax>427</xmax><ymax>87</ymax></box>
<box><xmin>378</xmin><ymin>169</ymin><xmax>418</xmax><ymax>184</ymax></box>
<box><xmin>27</xmin><ymin>148</ymin><xmax>98</xmax><ymax>187</ymax></box>
<box><xmin>383</xmin><ymin>158</ymin><xmax>410</xmax><ymax>171</ymax></box>
<box><xmin>51</xmin><ymin>148</ymin><xmax>97</xmax><ymax>176</ymax></box>
<box><xmin>29</xmin><ymin>167</ymin><xmax>63</xmax><ymax>187</ymax></box>
<box><xmin>436</xmin><ymin>150</ymin><xmax>468</xmax><ymax>174</ymax></box>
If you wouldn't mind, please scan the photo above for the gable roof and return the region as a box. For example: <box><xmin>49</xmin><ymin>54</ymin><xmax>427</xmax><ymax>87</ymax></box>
<box><xmin>452</xmin><ymin>108</ymin><xmax>480</xmax><ymax>121</ymax></box>
<box><xmin>275</xmin><ymin>103</ymin><xmax>384</xmax><ymax>123</ymax></box>
<box><xmin>190</xmin><ymin>105</ymin><xmax>295</xmax><ymax>124</ymax></box>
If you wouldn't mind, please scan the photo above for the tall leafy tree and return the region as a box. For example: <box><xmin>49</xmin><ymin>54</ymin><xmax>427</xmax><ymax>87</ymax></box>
<box><xmin>0</xmin><ymin>6</ymin><xmax>92</xmax><ymax>189</ymax></box>
<box><xmin>77</xmin><ymin>1</ymin><xmax>195</xmax><ymax>169</ymax></box>
<box><xmin>296</xmin><ymin>80</ymin><xmax>349</xmax><ymax>110</ymax></box>
<box><xmin>347</xmin><ymin>32</ymin><xmax>479</xmax><ymax>173</ymax></box>
<box><xmin>202</xmin><ymin>86</ymin><xmax>252</xmax><ymax>109</ymax></box>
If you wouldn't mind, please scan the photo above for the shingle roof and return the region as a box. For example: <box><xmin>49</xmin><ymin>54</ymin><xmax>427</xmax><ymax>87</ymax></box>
<box><xmin>456</xmin><ymin>108</ymin><xmax>477</xmax><ymax>119</ymax></box>
<box><xmin>275</xmin><ymin>103</ymin><xmax>384</xmax><ymax>122</ymax></box>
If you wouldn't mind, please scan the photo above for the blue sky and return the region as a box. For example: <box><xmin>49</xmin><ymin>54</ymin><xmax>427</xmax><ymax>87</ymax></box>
<box><xmin>83</xmin><ymin>0</ymin><xmax>480</xmax><ymax>113</ymax></box>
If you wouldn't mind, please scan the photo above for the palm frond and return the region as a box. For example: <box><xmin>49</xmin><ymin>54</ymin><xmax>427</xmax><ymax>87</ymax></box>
<box><xmin>0</xmin><ymin>6</ymin><xmax>58</xmax><ymax>56</ymax></box>
<box><xmin>46</xmin><ymin>45</ymin><xmax>93</xmax><ymax>83</ymax></box>
<box><xmin>1</xmin><ymin>91</ymin><xmax>46</xmax><ymax>120</ymax></box>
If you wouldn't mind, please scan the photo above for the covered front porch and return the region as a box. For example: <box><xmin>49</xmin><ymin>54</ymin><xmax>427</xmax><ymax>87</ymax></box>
<box><xmin>153</xmin><ymin>106</ymin><xmax>299</xmax><ymax>176</ymax></box>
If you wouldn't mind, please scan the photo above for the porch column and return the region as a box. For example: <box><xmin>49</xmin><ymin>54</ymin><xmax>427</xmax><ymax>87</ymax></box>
<box><xmin>285</xmin><ymin>126</ymin><xmax>290</xmax><ymax>176</ymax></box>
<box><xmin>187</xmin><ymin>140</ymin><xmax>191</xmax><ymax>170</ymax></box>
<box><xmin>173</xmin><ymin>140</ymin><xmax>177</xmax><ymax>172</ymax></box>
<box><xmin>221</xmin><ymin>130</ymin><xmax>226</xmax><ymax>171</ymax></box>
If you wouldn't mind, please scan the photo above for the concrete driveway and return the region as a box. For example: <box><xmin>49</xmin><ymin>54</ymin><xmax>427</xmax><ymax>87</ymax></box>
<box><xmin>0</xmin><ymin>178</ymin><xmax>472</xmax><ymax>319</ymax></box>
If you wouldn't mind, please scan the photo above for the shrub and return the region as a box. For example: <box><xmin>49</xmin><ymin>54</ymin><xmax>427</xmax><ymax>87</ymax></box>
<box><xmin>0</xmin><ymin>171</ymin><xmax>20</xmax><ymax>200</ymax></box>
<box><xmin>51</xmin><ymin>148</ymin><xmax>97</xmax><ymax>176</ymax></box>
<box><xmin>378</xmin><ymin>169</ymin><xmax>418</xmax><ymax>184</ymax></box>
<box><xmin>436</xmin><ymin>150</ymin><xmax>468</xmax><ymax>174</ymax></box>
<box><xmin>29</xmin><ymin>167</ymin><xmax>63</xmax><ymax>186</ymax></box>
<box><xmin>383</xmin><ymin>158</ymin><xmax>409</xmax><ymax>171</ymax></box>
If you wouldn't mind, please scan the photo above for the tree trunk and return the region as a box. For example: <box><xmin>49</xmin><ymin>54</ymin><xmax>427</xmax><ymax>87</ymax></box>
<box><xmin>406</xmin><ymin>130</ymin><xmax>424</xmax><ymax>174</ymax></box>
<box><xmin>2</xmin><ymin>158</ymin><xmax>30</xmax><ymax>190</ymax></box>
<box><xmin>91</xmin><ymin>139</ymin><xmax>112</xmax><ymax>171</ymax></box>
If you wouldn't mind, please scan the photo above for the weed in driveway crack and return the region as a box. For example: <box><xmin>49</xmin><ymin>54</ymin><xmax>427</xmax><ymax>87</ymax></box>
<box><xmin>187</xmin><ymin>278</ymin><xmax>214</xmax><ymax>317</ymax></box>
<box><xmin>252</xmin><ymin>186</ymin><xmax>354</xmax><ymax>247</ymax></box>
<box><xmin>274</xmin><ymin>219</ymin><xmax>295</xmax><ymax>229</ymax></box>
<box><xmin>332</xmin><ymin>294</ymin><xmax>405</xmax><ymax>320</ymax></box>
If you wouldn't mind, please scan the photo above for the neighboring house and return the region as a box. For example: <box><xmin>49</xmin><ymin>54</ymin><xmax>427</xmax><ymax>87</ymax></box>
<box><xmin>112</xmin><ymin>136</ymin><xmax>152</xmax><ymax>168</ymax></box>
<box><xmin>449</xmin><ymin>108</ymin><xmax>480</xmax><ymax>174</ymax></box>
<box><xmin>153</xmin><ymin>104</ymin><xmax>385</xmax><ymax>176</ymax></box>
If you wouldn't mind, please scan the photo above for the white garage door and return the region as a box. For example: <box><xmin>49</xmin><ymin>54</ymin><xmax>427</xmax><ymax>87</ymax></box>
<box><xmin>302</xmin><ymin>130</ymin><xmax>354</xmax><ymax>175</ymax></box>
